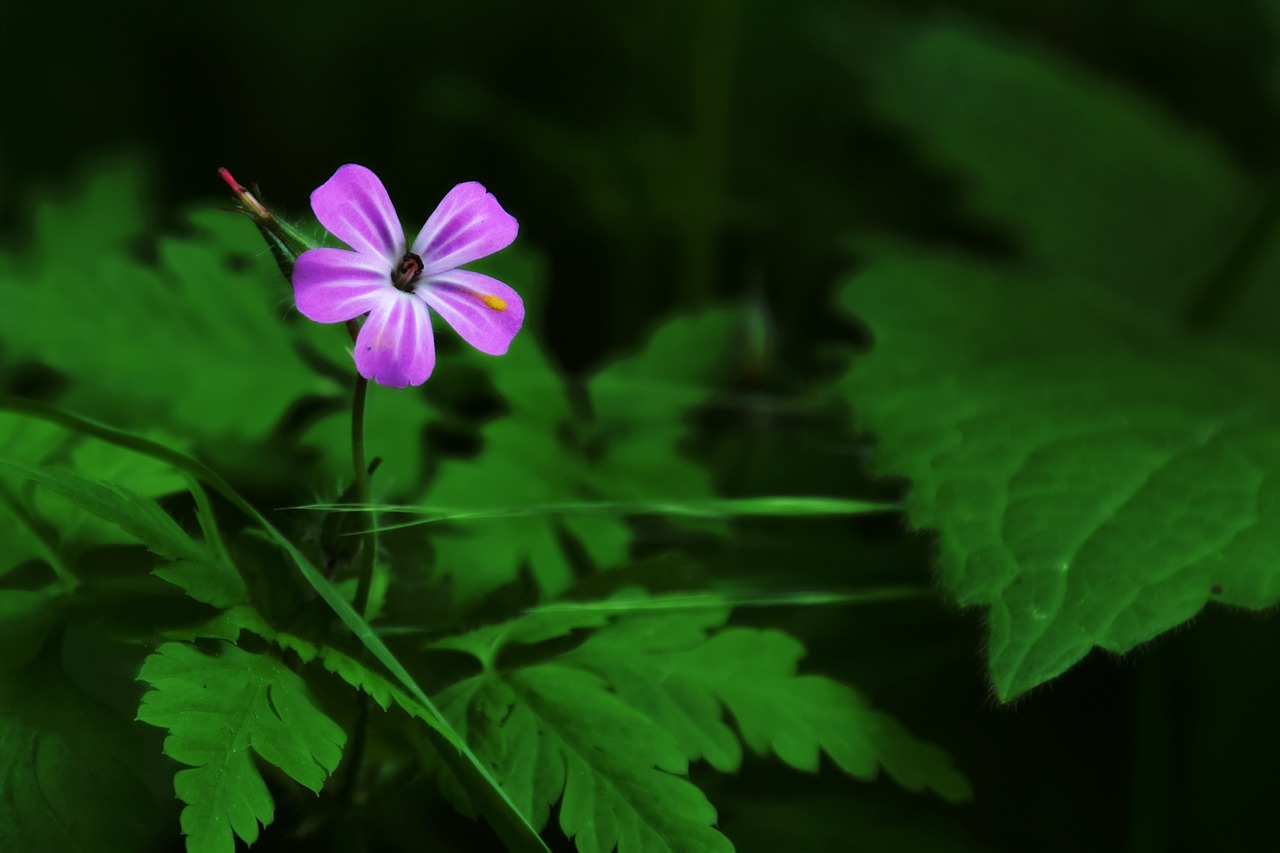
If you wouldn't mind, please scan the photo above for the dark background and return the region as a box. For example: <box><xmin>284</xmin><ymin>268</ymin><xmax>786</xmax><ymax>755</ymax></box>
<box><xmin>5</xmin><ymin>1</ymin><xmax>1280</xmax><ymax>851</ymax></box>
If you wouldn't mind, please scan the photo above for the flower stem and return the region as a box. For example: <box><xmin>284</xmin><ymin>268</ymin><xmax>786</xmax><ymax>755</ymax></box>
<box><xmin>350</xmin><ymin>373</ymin><xmax>376</xmax><ymax>617</ymax></box>
<box><xmin>341</xmin><ymin>372</ymin><xmax>378</xmax><ymax>808</ymax></box>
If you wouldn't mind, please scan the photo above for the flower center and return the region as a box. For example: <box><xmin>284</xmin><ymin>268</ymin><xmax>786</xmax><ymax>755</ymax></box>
<box><xmin>392</xmin><ymin>252</ymin><xmax>424</xmax><ymax>292</ymax></box>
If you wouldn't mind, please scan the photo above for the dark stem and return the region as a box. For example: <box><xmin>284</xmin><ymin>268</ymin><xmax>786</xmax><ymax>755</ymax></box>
<box><xmin>340</xmin><ymin>369</ymin><xmax>379</xmax><ymax>807</ymax></box>
<box><xmin>350</xmin><ymin>374</ymin><xmax>376</xmax><ymax>617</ymax></box>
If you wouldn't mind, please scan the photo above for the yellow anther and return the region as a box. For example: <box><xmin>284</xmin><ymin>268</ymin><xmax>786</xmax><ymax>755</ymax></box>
<box><xmin>479</xmin><ymin>293</ymin><xmax>507</xmax><ymax>312</ymax></box>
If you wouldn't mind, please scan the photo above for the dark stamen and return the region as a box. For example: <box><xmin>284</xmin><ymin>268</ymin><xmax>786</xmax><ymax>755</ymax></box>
<box><xmin>392</xmin><ymin>252</ymin><xmax>424</xmax><ymax>292</ymax></box>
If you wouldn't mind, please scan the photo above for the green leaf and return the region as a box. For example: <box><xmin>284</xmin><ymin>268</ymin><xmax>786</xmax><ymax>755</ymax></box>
<box><xmin>838</xmin><ymin>253</ymin><xmax>1280</xmax><ymax>700</ymax></box>
<box><xmin>428</xmin><ymin>310</ymin><xmax>736</xmax><ymax>603</ymax></box>
<box><xmin>434</xmin><ymin>595</ymin><xmax>968</xmax><ymax>852</ymax></box>
<box><xmin>844</xmin><ymin>19</ymin><xmax>1247</xmax><ymax>309</ymax></box>
<box><xmin>562</xmin><ymin>609</ymin><xmax>970</xmax><ymax>800</ymax></box>
<box><xmin>431</xmin><ymin>603</ymin><xmax>615</xmax><ymax>668</ymax></box>
<box><xmin>0</xmin><ymin>161</ymin><xmax>336</xmax><ymax>443</ymax></box>
<box><xmin>136</xmin><ymin>642</ymin><xmax>346</xmax><ymax>853</ymax></box>
<box><xmin>439</xmin><ymin>666</ymin><xmax>734</xmax><ymax>853</ymax></box>
<box><xmin>0</xmin><ymin>414</ymin><xmax>186</xmax><ymax>576</ymax></box>
<box><xmin>301</xmin><ymin>382</ymin><xmax>441</xmax><ymax>490</ymax></box>
<box><xmin>0</xmin><ymin>646</ymin><xmax>155</xmax><ymax>852</ymax></box>
<box><xmin>0</xmin><ymin>395</ymin><xmax>552</xmax><ymax>853</ymax></box>
<box><xmin>0</xmin><ymin>459</ymin><xmax>247</xmax><ymax>608</ymax></box>
<box><xmin>586</xmin><ymin>309</ymin><xmax>735</xmax><ymax>501</ymax></box>
<box><xmin>429</xmin><ymin>414</ymin><xmax>625</xmax><ymax>602</ymax></box>
<box><xmin>0</xmin><ymin>589</ymin><xmax>62</xmax><ymax>670</ymax></box>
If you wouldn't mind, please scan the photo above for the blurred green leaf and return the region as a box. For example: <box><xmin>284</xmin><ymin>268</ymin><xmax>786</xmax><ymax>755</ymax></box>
<box><xmin>0</xmin><ymin>161</ymin><xmax>337</xmax><ymax>443</ymax></box>
<box><xmin>839</xmin><ymin>252</ymin><xmax>1280</xmax><ymax>700</ymax></box>
<box><xmin>0</xmin><ymin>414</ymin><xmax>186</xmax><ymax>577</ymax></box>
<box><xmin>136</xmin><ymin>641</ymin><xmax>346</xmax><ymax>853</ymax></box>
<box><xmin>428</xmin><ymin>310</ymin><xmax>736</xmax><ymax>603</ymax></box>
<box><xmin>0</xmin><ymin>646</ymin><xmax>155</xmax><ymax>852</ymax></box>
<box><xmin>0</xmin><ymin>459</ymin><xmax>246</xmax><ymax>608</ymax></box>
<box><xmin>841</xmin><ymin>19</ymin><xmax>1248</xmax><ymax>309</ymax></box>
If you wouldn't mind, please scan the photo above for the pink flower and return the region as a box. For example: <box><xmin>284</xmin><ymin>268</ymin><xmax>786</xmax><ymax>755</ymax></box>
<box><xmin>292</xmin><ymin>164</ymin><xmax>524</xmax><ymax>387</ymax></box>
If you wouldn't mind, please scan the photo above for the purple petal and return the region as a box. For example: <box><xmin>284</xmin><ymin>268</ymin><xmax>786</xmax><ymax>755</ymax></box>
<box><xmin>311</xmin><ymin>164</ymin><xmax>405</xmax><ymax>264</ymax></box>
<box><xmin>417</xmin><ymin>269</ymin><xmax>525</xmax><ymax>355</ymax></box>
<box><xmin>410</xmin><ymin>182</ymin><xmax>518</xmax><ymax>275</ymax></box>
<box><xmin>353</xmin><ymin>292</ymin><xmax>436</xmax><ymax>388</ymax></box>
<box><xmin>293</xmin><ymin>248</ymin><xmax>391</xmax><ymax>323</ymax></box>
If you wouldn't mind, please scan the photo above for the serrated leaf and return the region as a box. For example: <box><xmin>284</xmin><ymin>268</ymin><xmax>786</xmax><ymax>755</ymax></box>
<box><xmin>0</xmin><ymin>414</ymin><xmax>186</xmax><ymax>576</ymax></box>
<box><xmin>843</xmin><ymin>19</ymin><xmax>1247</xmax><ymax>309</ymax></box>
<box><xmin>1</xmin><ymin>395</ymin><xmax>551</xmax><ymax>853</ymax></box>
<box><xmin>431</xmin><ymin>603</ymin><xmax>614</xmax><ymax>666</ymax></box>
<box><xmin>563</xmin><ymin>610</ymin><xmax>970</xmax><ymax>800</ymax></box>
<box><xmin>1</xmin><ymin>460</ymin><xmax>198</xmax><ymax>560</ymax></box>
<box><xmin>136</xmin><ymin>642</ymin><xmax>346</xmax><ymax>853</ymax></box>
<box><xmin>0</xmin><ymin>647</ymin><xmax>155</xmax><ymax>852</ymax></box>
<box><xmin>428</xmin><ymin>310</ymin><xmax>735</xmax><ymax>603</ymax></box>
<box><xmin>439</xmin><ymin>666</ymin><xmax>734</xmax><ymax>853</ymax></box>
<box><xmin>430</xmin><ymin>417</ymin><xmax>628</xmax><ymax>602</ymax></box>
<box><xmin>0</xmin><ymin>459</ymin><xmax>247</xmax><ymax>607</ymax></box>
<box><xmin>435</xmin><ymin>597</ymin><xmax>967</xmax><ymax>852</ymax></box>
<box><xmin>838</xmin><ymin>253</ymin><xmax>1280</xmax><ymax>700</ymax></box>
<box><xmin>1</xmin><ymin>162</ymin><xmax>336</xmax><ymax>443</ymax></box>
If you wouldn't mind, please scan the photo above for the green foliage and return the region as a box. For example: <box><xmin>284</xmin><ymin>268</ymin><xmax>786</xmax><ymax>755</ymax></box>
<box><xmin>2</xmin><ymin>162</ymin><xmax>337</xmax><ymax>442</ymax></box>
<box><xmin>427</xmin><ymin>310</ymin><xmax>737</xmax><ymax>603</ymax></box>
<box><xmin>826</xmin><ymin>16</ymin><xmax>1280</xmax><ymax>703</ymax></box>
<box><xmin>0</xmin><ymin>647</ymin><xmax>155</xmax><ymax>852</ymax></box>
<box><xmin>562</xmin><ymin>608</ymin><xmax>971</xmax><ymax>800</ymax></box>
<box><xmin>838</xmin><ymin>18</ymin><xmax>1248</xmax><ymax>309</ymax></box>
<box><xmin>456</xmin><ymin>665</ymin><xmax>732</xmax><ymax>853</ymax></box>
<box><xmin>136</xmin><ymin>642</ymin><xmax>346</xmax><ymax>853</ymax></box>
<box><xmin>0</xmin><ymin>414</ymin><xmax>185</xmax><ymax>577</ymax></box>
<box><xmin>0</xmin><ymin>458</ymin><xmax>246</xmax><ymax>608</ymax></box>
<box><xmin>838</xmin><ymin>253</ymin><xmax>1280</xmax><ymax>700</ymax></box>
<box><xmin>433</xmin><ymin>596</ymin><xmax>969</xmax><ymax>852</ymax></box>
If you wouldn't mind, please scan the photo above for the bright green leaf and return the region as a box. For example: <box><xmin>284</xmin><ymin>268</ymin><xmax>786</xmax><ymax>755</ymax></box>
<box><xmin>562</xmin><ymin>609</ymin><xmax>970</xmax><ymax>800</ymax></box>
<box><xmin>439</xmin><ymin>666</ymin><xmax>734</xmax><ymax>853</ymax></box>
<box><xmin>839</xmin><ymin>253</ymin><xmax>1280</xmax><ymax>700</ymax></box>
<box><xmin>0</xmin><ymin>162</ymin><xmax>336</xmax><ymax>443</ymax></box>
<box><xmin>136</xmin><ymin>642</ymin><xmax>346</xmax><ymax>853</ymax></box>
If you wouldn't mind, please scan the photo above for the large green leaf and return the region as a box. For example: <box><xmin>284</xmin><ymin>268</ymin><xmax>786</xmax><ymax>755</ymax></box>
<box><xmin>841</xmin><ymin>18</ymin><xmax>1248</xmax><ymax>310</ymax></box>
<box><xmin>0</xmin><ymin>460</ymin><xmax>247</xmax><ymax>608</ymax></box>
<box><xmin>1</xmin><ymin>161</ymin><xmax>336</xmax><ymax>443</ymax></box>
<box><xmin>839</xmin><ymin>253</ymin><xmax>1280</xmax><ymax>700</ymax></box>
<box><xmin>136</xmin><ymin>642</ymin><xmax>346</xmax><ymax>853</ymax></box>
<box><xmin>563</xmin><ymin>612</ymin><xmax>970</xmax><ymax>800</ymax></box>
<box><xmin>0</xmin><ymin>414</ymin><xmax>186</xmax><ymax>577</ymax></box>
<box><xmin>433</xmin><ymin>594</ymin><xmax>968</xmax><ymax>851</ymax></box>
<box><xmin>0</xmin><ymin>647</ymin><xmax>155</xmax><ymax>852</ymax></box>
<box><xmin>440</xmin><ymin>666</ymin><xmax>733</xmax><ymax>853</ymax></box>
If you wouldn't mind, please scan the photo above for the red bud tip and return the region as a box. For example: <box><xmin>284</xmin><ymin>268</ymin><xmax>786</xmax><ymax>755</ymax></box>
<box><xmin>218</xmin><ymin>166</ymin><xmax>271</xmax><ymax>220</ymax></box>
<box><xmin>218</xmin><ymin>167</ymin><xmax>245</xmax><ymax>193</ymax></box>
